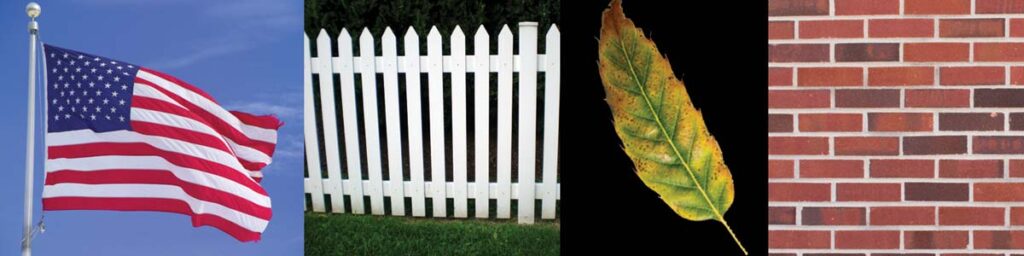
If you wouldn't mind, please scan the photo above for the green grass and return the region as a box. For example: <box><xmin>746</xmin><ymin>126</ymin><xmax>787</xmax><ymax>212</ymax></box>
<box><xmin>305</xmin><ymin>213</ymin><xmax>560</xmax><ymax>256</ymax></box>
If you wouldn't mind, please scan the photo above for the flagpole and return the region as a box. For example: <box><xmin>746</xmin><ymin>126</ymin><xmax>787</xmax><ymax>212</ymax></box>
<box><xmin>23</xmin><ymin>2</ymin><xmax>40</xmax><ymax>256</ymax></box>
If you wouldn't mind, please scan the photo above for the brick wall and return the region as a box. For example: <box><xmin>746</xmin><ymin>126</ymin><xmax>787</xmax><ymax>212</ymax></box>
<box><xmin>769</xmin><ymin>0</ymin><xmax>1024</xmax><ymax>253</ymax></box>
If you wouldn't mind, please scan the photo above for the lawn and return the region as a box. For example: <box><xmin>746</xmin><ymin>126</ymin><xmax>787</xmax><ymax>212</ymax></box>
<box><xmin>304</xmin><ymin>213</ymin><xmax>560</xmax><ymax>256</ymax></box>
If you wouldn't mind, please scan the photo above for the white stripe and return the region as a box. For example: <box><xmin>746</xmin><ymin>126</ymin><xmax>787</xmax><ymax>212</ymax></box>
<box><xmin>48</xmin><ymin>130</ymin><xmax>253</xmax><ymax>181</ymax></box>
<box><xmin>45</xmin><ymin>155</ymin><xmax>270</xmax><ymax>207</ymax></box>
<box><xmin>135</xmin><ymin>70</ymin><xmax>277</xmax><ymax>143</ymax></box>
<box><xmin>134</xmin><ymin>83</ymin><xmax>186</xmax><ymax>109</ymax></box>
<box><xmin>43</xmin><ymin>183</ymin><xmax>268</xmax><ymax>232</ymax></box>
<box><xmin>131</xmin><ymin>108</ymin><xmax>274</xmax><ymax>165</ymax></box>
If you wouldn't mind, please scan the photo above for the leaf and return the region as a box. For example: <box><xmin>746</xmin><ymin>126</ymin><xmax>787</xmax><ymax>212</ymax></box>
<box><xmin>598</xmin><ymin>0</ymin><xmax>746</xmax><ymax>254</ymax></box>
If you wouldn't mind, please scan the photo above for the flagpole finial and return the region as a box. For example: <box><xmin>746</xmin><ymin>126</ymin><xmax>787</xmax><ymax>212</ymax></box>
<box><xmin>26</xmin><ymin>2</ymin><xmax>40</xmax><ymax>19</ymax></box>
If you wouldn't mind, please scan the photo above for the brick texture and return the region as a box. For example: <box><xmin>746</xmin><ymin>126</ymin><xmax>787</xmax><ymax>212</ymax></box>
<box><xmin>769</xmin><ymin>1</ymin><xmax>1024</xmax><ymax>253</ymax></box>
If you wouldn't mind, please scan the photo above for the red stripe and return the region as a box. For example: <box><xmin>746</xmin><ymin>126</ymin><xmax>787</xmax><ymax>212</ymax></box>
<box><xmin>48</xmin><ymin>142</ymin><xmax>267</xmax><ymax>196</ymax></box>
<box><xmin>139</xmin><ymin>67</ymin><xmax>218</xmax><ymax>104</ymax></box>
<box><xmin>230</xmin><ymin>111</ymin><xmax>283</xmax><ymax>130</ymax></box>
<box><xmin>43</xmin><ymin>197</ymin><xmax>262</xmax><ymax>242</ymax></box>
<box><xmin>132</xmin><ymin>82</ymin><xmax>278</xmax><ymax>159</ymax></box>
<box><xmin>46</xmin><ymin>170</ymin><xmax>271</xmax><ymax>220</ymax></box>
<box><xmin>131</xmin><ymin>121</ymin><xmax>234</xmax><ymax>155</ymax></box>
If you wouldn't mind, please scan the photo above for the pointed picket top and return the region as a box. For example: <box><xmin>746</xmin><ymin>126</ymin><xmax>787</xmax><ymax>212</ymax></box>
<box><xmin>382</xmin><ymin>27</ymin><xmax>397</xmax><ymax>59</ymax></box>
<box><xmin>427</xmin><ymin>26</ymin><xmax>442</xmax><ymax>43</ymax></box>
<box><xmin>359</xmin><ymin>28</ymin><xmax>375</xmax><ymax>57</ymax></box>
<box><xmin>499</xmin><ymin>24</ymin><xmax>512</xmax><ymax>38</ymax></box>
<box><xmin>474</xmin><ymin>25</ymin><xmax>489</xmax><ymax>47</ymax></box>
<box><xmin>316</xmin><ymin>29</ymin><xmax>332</xmax><ymax>51</ymax></box>
<box><xmin>337</xmin><ymin>28</ymin><xmax>354</xmax><ymax>58</ymax></box>
<box><xmin>452</xmin><ymin>25</ymin><xmax>465</xmax><ymax>43</ymax></box>
<box><xmin>404</xmin><ymin>27</ymin><xmax>419</xmax><ymax>46</ymax></box>
<box><xmin>546</xmin><ymin>25</ymin><xmax>560</xmax><ymax>43</ymax></box>
<box><xmin>498</xmin><ymin>25</ymin><xmax>513</xmax><ymax>69</ymax></box>
<box><xmin>382</xmin><ymin>27</ymin><xmax>397</xmax><ymax>50</ymax></box>
<box><xmin>427</xmin><ymin>26</ymin><xmax>442</xmax><ymax>69</ymax></box>
<box><xmin>451</xmin><ymin>25</ymin><xmax>465</xmax><ymax>68</ymax></box>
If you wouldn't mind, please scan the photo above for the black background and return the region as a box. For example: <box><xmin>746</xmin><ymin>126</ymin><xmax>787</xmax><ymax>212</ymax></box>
<box><xmin>559</xmin><ymin>1</ymin><xmax>767</xmax><ymax>254</ymax></box>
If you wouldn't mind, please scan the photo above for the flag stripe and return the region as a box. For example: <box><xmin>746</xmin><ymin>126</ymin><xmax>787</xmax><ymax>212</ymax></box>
<box><xmin>42</xmin><ymin>197</ymin><xmax>262</xmax><ymax>242</ymax></box>
<box><xmin>131</xmin><ymin>106</ymin><xmax>274</xmax><ymax>165</ymax></box>
<box><xmin>45</xmin><ymin>170</ymin><xmax>271</xmax><ymax>219</ymax></box>
<box><xmin>43</xmin><ymin>183</ymin><xmax>268</xmax><ymax>231</ymax></box>
<box><xmin>46</xmin><ymin>156</ymin><xmax>269</xmax><ymax>206</ymax></box>
<box><xmin>49</xmin><ymin>130</ymin><xmax>253</xmax><ymax>177</ymax></box>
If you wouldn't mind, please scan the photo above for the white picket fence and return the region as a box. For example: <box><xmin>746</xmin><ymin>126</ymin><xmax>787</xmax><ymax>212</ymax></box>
<box><xmin>303</xmin><ymin>22</ymin><xmax>560</xmax><ymax>224</ymax></box>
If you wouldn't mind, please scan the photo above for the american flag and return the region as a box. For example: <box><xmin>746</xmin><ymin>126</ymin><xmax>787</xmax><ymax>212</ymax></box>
<box><xmin>41</xmin><ymin>44</ymin><xmax>279</xmax><ymax>242</ymax></box>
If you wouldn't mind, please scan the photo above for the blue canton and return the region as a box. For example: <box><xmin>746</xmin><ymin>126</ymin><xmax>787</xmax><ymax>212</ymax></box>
<box><xmin>44</xmin><ymin>44</ymin><xmax>138</xmax><ymax>133</ymax></box>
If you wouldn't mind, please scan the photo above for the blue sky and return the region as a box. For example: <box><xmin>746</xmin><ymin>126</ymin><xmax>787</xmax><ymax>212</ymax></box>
<box><xmin>0</xmin><ymin>1</ymin><xmax>303</xmax><ymax>255</ymax></box>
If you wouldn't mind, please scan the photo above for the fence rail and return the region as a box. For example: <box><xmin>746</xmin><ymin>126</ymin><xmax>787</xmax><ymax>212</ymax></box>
<box><xmin>303</xmin><ymin>22</ymin><xmax>560</xmax><ymax>224</ymax></box>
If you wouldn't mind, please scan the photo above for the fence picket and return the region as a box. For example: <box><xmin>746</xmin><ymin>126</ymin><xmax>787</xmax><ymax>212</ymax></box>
<box><xmin>472</xmin><ymin>26</ymin><xmax>490</xmax><ymax>219</ymax></box>
<box><xmin>496</xmin><ymin>25</ymin><xmax>513</xmax><ymax>219</ymax></box>
<box><xmin>381</xmin><ymin>27</ymin><xmax>406</xmax><ymax>216</ymax></box>
<box><xmin>541</xmin><ymin>26</ymin><xmax>560</xmax><ymax>219</ymax></box>
<box><xmin>404</xmin><ymin>29</ymin><xmax>427</xmax><ymax>217</ymax></box>
<box><xmin>451</xmin><ymin>26</ymin><xmax>469</xmax><ymax>218</ymax></box>
<box><xmin>304</xmin><ymin>34</ymin><xmax>325</xmax><ymax>212</ymax></box>
<box><xmin>359</xmin><ymin>29</ymin><xmax>386</xmax><ymax>215</ymax></box>
<box><xmin>427</xmin><ymin>27</ymin><xmax>447</xmax><ymax>218</ymax></box>
<box><xmin>338</xmin><ymin>29</ymin><xmax>366</xmax><ymax>214</ymax></box>
<box><xmin>305</xmin><ymin>23</ymin><xmax>559</xmax><ymax>223</ymax></box>
<box><xmin>316</xmin><ymin>30</ymin><xmax>346</xmax><ymax>213</ymax></box>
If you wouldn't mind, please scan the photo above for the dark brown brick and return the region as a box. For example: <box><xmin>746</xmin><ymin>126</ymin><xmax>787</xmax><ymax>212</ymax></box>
<box><xmin>835</xmin><ymin>89</ymin><xmax>900</xmax><ymax>108</ymax></box>
<box><xmin>769</xmin><ymin>44</ymin><xmax>830</xmax><ymax>62</ymax></box>
<box><xmin>976</xmin><ymin>89</ymin><xmax>1024</xmax><ymax>107</ymax></box>
<box><xmin>769</xmin><ymin>207</ymin><xmax>796</xmax><ymax>224</ymax></box>
<box><xmin>974</xmin><ymin>136</ymin><xmax>1024</xmax><ymax>154</ymax></box>
<box><xmin>903</xmin><ymin>136</ymin><xmax>967</xmax><ymax>155</ymax></box>
<box><xmin>836</xmin><ymin>43</ymin><xmax>900</xmax><ymax>62</ymax></box>
<box><xmin>1010</xmin><ymin>113</ymin><xmax>1024</xmax><ymax>130</ymax></box>
<box><xmin>905</xmin><ymin>231</ymin><xmax>969</xmax><ymax>249</ymax></box>
<box><xmin>905</xmin><ymin>182</ymin><xmax>969</xmax><ymax>201</ymax></box>
<box><xmin>769</xmin><ymin>114</ymin><xmax>793</xmax><ymax>133</ymax></box>
<box><xmin>975</xmin><ymin>231</ymin><xmax>1024</xmax><ymax>249</ymax></box>
<box><xmin>940</xmin><ymin>19</ymin><xmax>1006</xmax><ymax>37</ymax></box>
<box><xmin>769</xmin><ymin>0</ymin><xmax>830</xmax><ymax>16</ymax></box>
<box><xmin>802</xmin><ymin>207</ymin><xmax>866</xmax><ymax>225</ymax></box>
<box><xmin>940</xmin><ymin>113</ymin><xmax>1005</xmax><ymax>131</ymax></box>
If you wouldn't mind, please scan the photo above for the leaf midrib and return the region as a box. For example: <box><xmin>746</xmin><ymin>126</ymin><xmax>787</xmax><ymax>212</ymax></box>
<box><xmin>612</xmin><ymin>30</ymin><xmax>725</xmax><ymax>222</ymax></box>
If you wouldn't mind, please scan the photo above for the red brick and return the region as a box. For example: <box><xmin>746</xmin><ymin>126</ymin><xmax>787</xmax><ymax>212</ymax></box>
<box><xmin>1012</xmin><ymin>207</ymin><xmax>1024</xmax><ymax>224</ymax></box>
<box><xmin>1012</xmin><ymin>19</ymin><xmax>1024</xmax><ymax>37</ymax></box>
<box><xmin>939</xmin><ymin>207</ymin><xmax>1005</xmax><ymax>225</ymax></box>
<box><xmin>769</xmin><ymin>137</ymin><xmax>830</xmax><ymax>155</ymax></box>
<box><xmin>835</xmin><ymin>231</ymin><xmax>900</xmax><ymax>249</ymax></box>
<box><xmin>835</xmin><ymin>89</ymin><xmax>900</xmax><ymax>108</ymax></box>
<box><xmin>836</xmin><ymin>136</ymin><xmax>899</xmax><ymax>156</ymax></box>
<box><xmin>769</xmin><ymin>44</ymin><xmax>830</xmax><ymax>62</ymax></box>
<box><xmin>869</xmin><ymin>19</ymin><xmax>934</xmax><ymax>38</ymax></box>
<box><xmin>802</xmin><ymin>160</ymin><xmax>863</xmax><ymax>178</ymax></box>
<box><xmin>769</xmin><ymin>114</ymin><xmax>794</xmax><ymax>133</ymax></box>
<box><xmin>769</xmin><ymin>206</ymin><xmax>796</xmax><ymax>224</ymax></box>
<box><xmin>800</xmin><ymin>20</ymin><xmax>864</xmax><ymax>39</ymax></box>
<box><xmin>769</xmin><ymin>90</ymin><xmax>831</xmax><ymax>108</ymax></box>
<box><xmin>769</xmin><ymin>21</ymin><xmax>794</xmax><ymax>40</ymax></box>
<box><xmin>904</xmin><ymin>231</ymin><xmax>969</xmax><ymax>249</ymax></box>
<box><xmin>940</xmin><ymin>66</ymin><xmax>1005</xmax><ymax>85</ymax></box>
<box><xmin>868</xmin><ymin>67</ymin><xmax>934</xmax><ymax>86</ymax></box>
<box><xmin>940</xmin><ymin>113</ymin><xmax>1005</xmax><ymax>131</ymax></box>
<box><xmin>769</xmin><ymin>0</ymin><xmax>830</xmax><ymax>16</ymax></box>
<box><xmin>769</xmin><ymin>230</ymin><xmax>831</xmax><ymax>249</ymax></box>
<box><xmin>769</xmin><ymin>160</ymin><xmax>794</xmax><ymax>178</ymax></box>
<box><xmin>906</xmin><ymin>182</ymin><xmax>969</xmax><ymax>201</ymax></box>
<box><xmin>975</xmin><ymin>231</ymin><xmax>1024</xmax><ymax>249</ymax></box>
<box><xmin>835</xmin><ymin>0</ymin><xmax>899</xmax><ymax>15</ymax></box>
<box><xmin>835</xmin><ymin>43</ymin><xmax>900</xmax><ymax>62</ymax></box>
<box><xmin>1012</xmin><ymin>160</ymin><xmax>1024</xmax><ymax>177</ymax></box>
<box><xmin>1013</xmin><ymin>67</ymin><xmax>1024</xmax><ymax>85</ymax></box>
<box><xmin>769</xmin><ymin>67</ymin><xmax>792</xmax><ymax>86</ymax></box>
<box><xmin>800</xmin><ymin>113</ymin><xmax>863</xmax><ymax>132</ymax></box>
<box><xmin>904</xmin><ymin>43</ymin><xmax>970</xmax><ymax>62</ymax></box>
<box><xmin>802</xmin><ymin>207</ymin><xmax>866</xmax><ymax>225</ymax></box>
<box><xmin>976</xmin><ymin>183</ymin><xmax>1024</xmax><ymax>201</ymax></box>
<box><xmin>906</xmin><ymin>0</ymin><xmax>971</xmax><ymax>14</ymax></box>
<box><xmin>976</xmin><ymin>43</ymin><xmax>1024</xmax><ymax>61</ymax></box>
<box><xmin>798</xmin><ymin>67</ymin><xmax>863</xmax><ymax>86</ymax></box>
<box><xmin>939</xmin><ymin>160</ymin><xmax>1004</xmax><ymax>178</ymax></box>
<box><xmin>836</xmin><ymin>183</ymin><xmax>901</xmax><ymax>201</ymax></box>
<box><xmin>868</xmin><ymin>113</ymin><xmax>934</xmax><ymax>132</ymax></box>
<box><xmin>870</xmin><ymin>159</ymin><xmax>935</xmax><ymax>178</ymax></box>
<box><xmin>905</xmin><ymin>89</ymin><xmax>971</xmax><ymax>108</ymax></box>
<box><xmin>975</xmin><ymin>136</ymin><xmax>1024</xmax><ymax>154</ymax></box>
<box><xmin>904</xmin><ymin>136</ymin><xmax>968</xmax><ymax>155</ymax></box>
<box><xmin>977</xmin><ymin>0</ymin><xmax>1024</xmax><ymax>13</ymax></box>
<box><xmin>769</xmin><ymin>183</ymin><xmax>831</xmax><ymax>202</ymax></box>
<box><xmin>871</xmin><ymin>207</ymin><xmax>936</xmax><ymax>225</ymax></box>
<box><xmin>940</xmin><ymin>19</ymin><xmax>1006</xmax><ymax>38</ymax></box>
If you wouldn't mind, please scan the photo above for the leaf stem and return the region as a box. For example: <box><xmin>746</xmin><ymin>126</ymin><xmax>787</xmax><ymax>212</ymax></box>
<box><xmin>719</xmin><ymin>217</ymin><xmax>747</xmax><ymax>255</ymax></box>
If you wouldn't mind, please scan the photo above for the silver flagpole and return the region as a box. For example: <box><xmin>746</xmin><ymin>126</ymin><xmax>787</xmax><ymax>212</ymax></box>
<box><xmin>23</xmin><ymin>2</ymin><xmax>40</xmax><ymax>256</ymax></box>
